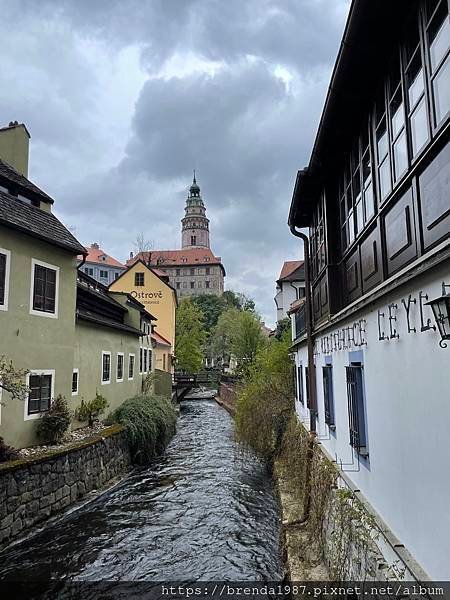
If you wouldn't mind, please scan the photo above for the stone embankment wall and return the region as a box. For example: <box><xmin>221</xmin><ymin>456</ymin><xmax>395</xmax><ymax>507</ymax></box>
<box><xmin>217</xmin><ymin>381</ymin><xmax>237</xmax><ymax>415</ymax></box>
<box><xmin>0</xmin><ymin>425</ymin><xmax>130</xmax><ymax>548</ymax></box>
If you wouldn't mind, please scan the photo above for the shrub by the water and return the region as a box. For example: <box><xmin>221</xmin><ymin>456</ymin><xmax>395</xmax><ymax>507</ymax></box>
<box><xmin>75</xmin><ymin>392</ymin><xmax>108</xmax><ymax>426</ymax></box>
<box><xmin>0</xmin><ymin>436</ymin><xmax>19</xmax><ymax>463</ymax></box>
<box><xmin>109</xmin><ymin>394</ymin><xmax>177</xmax><ymax>464</ymax></box>
<box><xmin>36</xmin><ymin>395</ymin><xmax>72</xmax><ymax>444</ymax></box>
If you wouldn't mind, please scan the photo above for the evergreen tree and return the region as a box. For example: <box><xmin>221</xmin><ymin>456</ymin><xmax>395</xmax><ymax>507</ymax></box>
<box><xmin>175</xmin><ymin>298</ymin><xmax>206</xmax><ymax>374</ymax></box>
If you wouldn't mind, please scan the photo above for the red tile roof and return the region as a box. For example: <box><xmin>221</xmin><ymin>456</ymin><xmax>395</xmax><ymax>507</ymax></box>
<box><xmin>127</xmin><ymin>248</ymin><xmax>224</xmax><ymax>273</ymax></box>
<box><xmin>85</xmin><ymin>243</ymin><xmax>125</xmax><ymax>268</ymax></box>
<box><xmin>278</xmin><ymin>260</ymin><xmax>304</xmax><ymax>281</ymax></box>
<box><xmin>151</xmin><ymin>331</ymin><xmax>171</xmax><ymax>347</ymax></box>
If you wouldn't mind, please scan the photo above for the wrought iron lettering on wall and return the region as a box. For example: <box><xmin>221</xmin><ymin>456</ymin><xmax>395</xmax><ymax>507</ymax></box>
<box><xmin>318</xmin><ymin>319</ymin><xmax>367</xmax><ymax>355</ymax></box>
<box><xmin>377</xmin><ymin>288</ymin><xmax>437</xmax><ymax>341</ymax></box>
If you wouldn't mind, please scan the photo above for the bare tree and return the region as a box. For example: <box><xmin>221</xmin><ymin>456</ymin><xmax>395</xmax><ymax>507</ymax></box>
<box><xmin>134</xmin><ymin>233</ymin><xmax>154</xmax><ymax>266</ymax></box>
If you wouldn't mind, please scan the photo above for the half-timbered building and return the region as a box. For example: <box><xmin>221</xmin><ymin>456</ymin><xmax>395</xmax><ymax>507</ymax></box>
<box><xmin>288</xmin><ymin>0</ymin><xmax>450</xmax><ymax>580</ymax></box>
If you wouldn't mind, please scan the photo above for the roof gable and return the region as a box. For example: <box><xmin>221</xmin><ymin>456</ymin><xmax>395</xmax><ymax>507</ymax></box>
<box><xmin>0</xmin><ymin>190</ymin><xmax>86</xmax><ymax>255</ymax></box>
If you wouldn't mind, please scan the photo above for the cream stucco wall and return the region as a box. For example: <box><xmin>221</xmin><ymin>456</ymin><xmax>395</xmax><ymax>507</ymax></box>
<box><xmin>109</xmin><ymin>263</ymin><xmax>176</xmax><ymax>349</ymax></box>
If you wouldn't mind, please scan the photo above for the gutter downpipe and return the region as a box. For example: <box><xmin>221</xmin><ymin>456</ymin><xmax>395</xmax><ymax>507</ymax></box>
<box><xmin>289</xmin><ymin>225</ymin><xmax>317</xmax><ymax>433</ymax></box>
<box><xmin>289</xmin><ymin>225</ymin><xmax>316</xmax><ymax>525</ymax></box>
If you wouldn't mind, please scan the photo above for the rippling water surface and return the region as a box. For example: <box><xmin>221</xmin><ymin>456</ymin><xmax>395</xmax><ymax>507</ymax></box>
<box><xmin>0</xmin><ymin>400</ymin><xmax>282</xmax><ymax>582</ymax></box>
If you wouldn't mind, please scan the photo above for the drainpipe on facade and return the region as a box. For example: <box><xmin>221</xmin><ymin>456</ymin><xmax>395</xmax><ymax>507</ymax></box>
<box><xmin>288</xmin><ymin>225</ymin><xmax>317</xmax><ymax>525</ymax></box>
<box><xmin>289</xmin><ymin>225</ymin><xmax>317</xmax><ymax>432</ymax></box>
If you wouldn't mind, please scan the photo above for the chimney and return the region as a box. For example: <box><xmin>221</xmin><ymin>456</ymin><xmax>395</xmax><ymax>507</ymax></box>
<box><xmin>0</xmin><ymin>121</ymin><xmax>30</xmax><ymax>176</ymax></box>
<box><xmin>91</xmin><ymin>242</ymin><xmax>100</xmax><ymax>249</ymax></box>
<box><xmin>129</xmin><ymin>251</ymin><xmax>134</xmax><ymax>259</ymax></box>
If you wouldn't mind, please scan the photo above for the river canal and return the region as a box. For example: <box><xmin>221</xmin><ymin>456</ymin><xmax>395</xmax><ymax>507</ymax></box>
<box><xmin>0</xmin><ymin>399</ymin><xmax>282</xmax><ymax>588</ymax></box>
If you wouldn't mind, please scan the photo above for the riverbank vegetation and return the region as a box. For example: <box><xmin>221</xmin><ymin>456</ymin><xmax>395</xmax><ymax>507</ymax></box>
<box><xmin>108</xmin><ymin>394</ymin><xmax>177</xmax><ymax>465</ymax></box>
<box><xmin>175</xmin><ymin>298</ymin><xmax>207</xmax><ymax>374</ymax></box>
<box><xmin>234</xmin><ymin>331</ymin><xmax>383</xmax><ymax>581</ymax></box>
<box><xmin>235</xmin><ymin>331</ymin><xmax>293</xmax><ymax>458</ymax></box>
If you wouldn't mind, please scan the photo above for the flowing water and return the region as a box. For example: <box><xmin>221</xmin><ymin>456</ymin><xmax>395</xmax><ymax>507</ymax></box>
<box><xmin>0</xmin><ymin>400</ymin><xmax>282</xmax><ymax>588</ymax></box>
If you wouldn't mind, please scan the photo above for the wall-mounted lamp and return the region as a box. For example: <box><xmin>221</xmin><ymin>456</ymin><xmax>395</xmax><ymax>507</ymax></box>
<box><xmin>426</xmin><ymin>282</ymin><xmax>450</xmax><ymax>348</ymax></box>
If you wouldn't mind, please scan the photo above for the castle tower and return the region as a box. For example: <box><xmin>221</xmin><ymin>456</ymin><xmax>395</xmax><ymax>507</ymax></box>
<box><xmin>181</xmin><ymin>173</ymin><xmax>210</xmax><ymax>249</ymax></box>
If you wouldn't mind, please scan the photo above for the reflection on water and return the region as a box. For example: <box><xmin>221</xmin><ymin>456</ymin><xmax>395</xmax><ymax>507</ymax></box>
<box><xmin>0</xmin><ymin>400</ymin><xmax>282</xmax><ymax>583</ymax></box>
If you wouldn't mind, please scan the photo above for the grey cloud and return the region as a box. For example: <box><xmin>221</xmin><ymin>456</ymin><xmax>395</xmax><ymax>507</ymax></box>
<box><xmin>0</xmin><ymin>0</ymin><xmax>349</xmax><ymax>323</ymax></box>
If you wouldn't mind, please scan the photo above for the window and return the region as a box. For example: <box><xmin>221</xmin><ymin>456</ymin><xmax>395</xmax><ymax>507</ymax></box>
<box><xmin>102</xmin><ymin>352</ymin><xmax>111</xmax><ymax>384</ymax></box>
<box><xmin>114</xmin><ymin>272</ymin><xmax>119</xmax><ymax>280</ymax></box>
<box><xmin>205</xmin><ymin>281</ymin><xmax>210</xmax><ymax>289</ymax></box>
<box><xmin>346</xmin><ymin>363</ymin><xmax>368</xmax><ymax>456</ymax></box>
<box><xmin>190</xmin><ymin>281</ymin><xmax>195</xmax><ymax>289</ymax></box>
<box><xmin>72</xmin><ymin>369</ymin><xmax>79</xmax><ymax>396</ymax></box>
<box><xmin>135</xmin><ymin>272</ymin><xmax>145</xmax><ymax>286</ymax></box>
<box><xmin>310</xmin><ymin>193</ymin><xmax>326</xmax><ymax>277</ymax></box>
<box><xmin>405</xmin><ymin>15</ymin><xmax>430</xmax><ymax>157</ymax></box>
<box><xmin>206</xmin><ymin>267</ymin><xmax>210</xmax><ymax>275</ymax></box>
<box><xmin>27</xmin><ymin>372</ymin><xmax>53</xmax><ymax>418</ymax></box>
<box><xmin>163</xmin><ymin>353</ymin><xmax>166</xmax><ymax>371</ymax></box>
<box><xmin>297</xmin><ymin>365</ymin><xmax>304</xmax><ymax>405</ymax></box>
<box><xmin>427</xmin><ymin>0</ymin><xmax>450</xmax><ymax>125</ymax></box>
<box><xmin>85</xmin><ymin>267</ymin><xmax>94</xmax><ymax>277</ymax></box>
<box><xmin>117</xmin><ymin>353</ymin><xmax>124</xmax><ymax>382</ymax></box>
<box><xmin>183</xmin><ymin>281</ymin><xmax>187</xmax><ymax>288</ymax></box>
<box><xmin>176</xmin><ymin>269</ymin><xmax>180</xmax><ymax>276</ymax></box>
<box><xmin>339</xmin><ymin>126</ymin><xmax>376</xmax><ymax>251</ymax></box>
<box><xmin>31</xmin><ymin>259</ymin><xmax>59</xmax><ymax>317</ymax></box>
<box><xmin>128</xmin><ymin>354</ymin><xmax>135</xmax><ymax>380</ymax></box>
<box><xmin>99</xmin><ymin>270</ymin><xmax>108</xmax><ymax>279</ymax></box>
<box><xmin>139</xmin><ymin>347</ymin><xmax>143</xmax><ymax>373</ymax></box>
<box><xmin>148</xmin><ymin>349</ymin><xmax>152</xmax><ymax>372</ymax></box>
<box><xmin>0</xmin><ymin>248</ymin><xmax>11</xmax><ymax>311</ymax></box>
<box><xmin>176</xmin><ymin>282</ymin><xmax>180</xmax><ymax>289</ymax></box>
<box><xmin>322</xmin><ymin>365</ymin><xmax>335</xmax><ymax>428</ymax></box>
<box><xmin>190</xmin><ymin>268</ymin><xmax>195</xmax><ymax>275</ymax></box>
<box><xmin>191</xmin><ymin>235</ymin><xmax>197</xmax><ymax>245</ymax></box>
<box><xmin>143</xmin><ymin>348</ymin><xmax>148</xmax><ymax>373</ymax></box>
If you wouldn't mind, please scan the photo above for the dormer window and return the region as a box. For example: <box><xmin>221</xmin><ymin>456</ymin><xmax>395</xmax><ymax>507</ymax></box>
<box><xmin>18</xmin><ymin>194</ymin><xmax>39</xmax><ymax>208</ymax></box>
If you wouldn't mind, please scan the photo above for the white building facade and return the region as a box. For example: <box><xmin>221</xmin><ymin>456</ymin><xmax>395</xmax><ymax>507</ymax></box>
<box><xmin>288</xmin><ymin>0</ymin><xmax>450</xmax><ymax>580</ymax></box>
<box><xmin>274</xmin><ymin>260</ymin><xmax>305</xmax><ymax>322</ymax></box>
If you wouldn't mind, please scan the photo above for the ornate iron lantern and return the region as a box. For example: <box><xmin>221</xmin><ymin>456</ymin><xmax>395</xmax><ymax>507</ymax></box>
<box><xmin>426</xmin><ymin>282</ymin><xmax>450</xmax><ymax>348</ymax></box>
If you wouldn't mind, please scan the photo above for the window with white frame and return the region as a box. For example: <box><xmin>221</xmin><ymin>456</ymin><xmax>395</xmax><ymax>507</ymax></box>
<box><xmin>143</xmin><ymin>348</ymin><xmax>148</xmax><ymax>373</ymax></box>
<box><xmin>0</xmin><ymin>248</ymin><xmax>11</xmax><ymax>311</ymax></box>
<box><xmin>30</xmin><ymin>259</ymin><xmax>59</xmax><ymax>317</ymax></box>
<box><xmin>117</xmin><ymin>353</ymin><xmax>124</xmax><ymax>382</ymax></box>
<box><xmin>26</xmin><ymin>371</ymin><xmax>54</xmax><ymax>419</ymax></box>
<box><xmin>72</xmin><ymin>369</ymin><xmax>79</xmax><ymax>396</ymax></box>
<box><xmin>128</xmin><ymin>354</ymin><xmax>135</xmax><ymax>380</ymax></box>
<box><xmin>102</xmin><ymin>352</ymin><xmax>111</xmax><ymax>384</ymax></box>
<box><xmin>139</xmin><ymin>347</ymin><xmax>143</xmax><ymax>373</ymax></box>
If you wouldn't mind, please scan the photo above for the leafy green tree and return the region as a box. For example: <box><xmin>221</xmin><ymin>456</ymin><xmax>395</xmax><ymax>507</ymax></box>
<box><xmin>275</xmin><ymin>317</ymin><xmax>291</xmax><ymax>341</ymax></box>
<box><xmin>191</xmin><ymin>294</ymin><xmax>225</xmax><ymax>333</ymax></box>
<box><xmin>211</xmin><ymin>308</ymin><xmax>240</xmax><ymax>366</ymax></box>
<box><xmin>222</xmin><ymin>290</ymin><xmax>255</xmax><ymax>313</ymax></box>
<box><xmin>212</xmin><ymin>308</ymin><xmax>265</xmax><ymax>374</ymax></box>
<box><xmin>175</xmin><ymin>298</ymin><xmax>207</xmax><ymax>373</ymax></box>
<box><xmin>0</xmin><ymin>356</ymin><xmax>29</xmax><ymax>402</ymax></box>
<box><xmin>230</xmin><ymin>310</ymin><xmax>266</xmax><ymax>374</ymax></box>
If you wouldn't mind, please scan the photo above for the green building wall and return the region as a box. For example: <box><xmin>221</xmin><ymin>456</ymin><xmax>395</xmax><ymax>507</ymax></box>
<box><xmin>0</xmin><ymin>225</ymin><xmax>77</xmax><ymax>448</ymax></box>
<box><xmin>72</xmin><ymin>321</ymin><xmax>144</xmax><ymax>424</ymax></box>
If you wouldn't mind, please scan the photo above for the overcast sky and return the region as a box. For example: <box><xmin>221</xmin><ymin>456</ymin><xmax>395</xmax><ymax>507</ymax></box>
<box><xmin>0</xmin><ymin>0</ymin><xmax>350</xmax><ymax>326</ymax></box>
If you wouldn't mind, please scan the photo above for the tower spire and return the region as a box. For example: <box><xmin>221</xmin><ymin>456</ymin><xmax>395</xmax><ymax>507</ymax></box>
<box><xmin>181</xmin><ymin>174</ymin><xmax>210</xmax><ymax>249</ymax></box>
